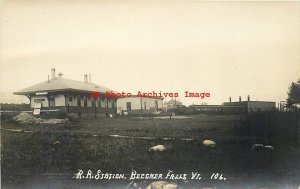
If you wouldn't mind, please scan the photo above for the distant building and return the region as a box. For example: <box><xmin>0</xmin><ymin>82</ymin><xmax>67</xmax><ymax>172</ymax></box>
<box><xmin>164</xmin><ymin>99</ymin><xmax>183</xmax><ymax>110</ymax></box>
<box><xmin>223</xmin><ymin>96</ymin><xmax>276</xmax><ymax>112</ymax></box>
<box><xmin>278</xmin><ymin>101</ymin><xmax>288</xmax><ymax>112</ymax></box>
<box><xmin>189</xmin><ymin>104</ymin><xmax>230</xmax><ymax>114</ymax></box>
<box><xmin>14</xmin><ymin>68</ymin><xmax>116</xmax><ymax>118</ymax></box>
<box><xmin>117</xmin><ymin>96</ymin><xmax>163</xmax><ymax>115</ymax></box>
<box><xmin>189</xmin><ymin>96</ymin><xmax>276</xmax><ymax>115</ymax></box>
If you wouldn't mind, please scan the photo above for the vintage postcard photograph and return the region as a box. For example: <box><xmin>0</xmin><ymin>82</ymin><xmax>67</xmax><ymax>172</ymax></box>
<box><xmin>0</xmin><ymin>1</ymin><xmax>300</xmax><ymax>189</ymax></box>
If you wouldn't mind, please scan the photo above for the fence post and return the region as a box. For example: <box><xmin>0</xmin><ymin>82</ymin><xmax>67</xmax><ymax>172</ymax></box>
<box><xmin>293</xmin><ymin>109</ymin><xmax>299</xmax><ymax>147</ymax></box>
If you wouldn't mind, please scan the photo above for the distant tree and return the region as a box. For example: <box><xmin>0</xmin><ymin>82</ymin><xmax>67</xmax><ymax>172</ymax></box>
<box><xmin>287</xmin><ymin>79</ymin><xmax>300</xmax><ymax>109</ymax></box>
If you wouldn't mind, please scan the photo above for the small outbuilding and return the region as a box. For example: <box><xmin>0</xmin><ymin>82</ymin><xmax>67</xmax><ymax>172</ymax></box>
<box><xmin>117</xmin><ymin>96</ymin><xmax>163</xmax><ymax>115</ymax></box>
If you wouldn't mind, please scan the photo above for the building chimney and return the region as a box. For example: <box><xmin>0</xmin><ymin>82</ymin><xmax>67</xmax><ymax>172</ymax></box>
<box><xmin>229</xmin><ymin>97</ymin><xmax>231</xmax><ymax>103</ymax></box>
<box><xmin>84</xmin><ymin>74</ymin><xmax>88</xmax><ymax>83</ymax></box>
<box><xmin>239</xmin><ymin>96</ymin><xmax>241</xmax><ymax>102</ymax></box>
<box><xmin>89</xmin><ymin>73</ymin><xmax>91</xmax><ymax>83</ymax></box>
<box><xmin>247</xmin><ymin>95</ymin><xmax>250</xmax><ymax>101</ymax></box>
<box><xmin>58</xmin><ymin>73</ymin><xmax>63</xmax><ymax>78</ymax></box>
<box><xmin>51</xmin><ymin>68</ymin><xmax>56</xmax><ymax>79</ymax></box>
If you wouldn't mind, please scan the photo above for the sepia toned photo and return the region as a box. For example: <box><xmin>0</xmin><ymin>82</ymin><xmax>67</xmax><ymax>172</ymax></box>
<box><xmin>0</xmin><ymin>1</ymin><xmax>300</xmax><ymax>189</ymax></box>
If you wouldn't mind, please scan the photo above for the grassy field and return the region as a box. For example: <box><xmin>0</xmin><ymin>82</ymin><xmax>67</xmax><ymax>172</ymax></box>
<box><xmin>1</xmin><ymin>114</ymin><xmax>300</xmax><ymax>189</ymax></box>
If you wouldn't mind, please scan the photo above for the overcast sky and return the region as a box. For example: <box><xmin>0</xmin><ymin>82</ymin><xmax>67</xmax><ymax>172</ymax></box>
<box><xmin>0</xmin><ymin>1</ymin><xmax>299</xmax><ymax>105</ymax></box>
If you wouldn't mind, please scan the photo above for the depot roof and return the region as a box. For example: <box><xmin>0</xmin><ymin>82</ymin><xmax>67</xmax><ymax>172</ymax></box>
<box><xmin>14</xmin><ymin>77</ymin><xmax>113</xmax><ymax>95</ymax></box>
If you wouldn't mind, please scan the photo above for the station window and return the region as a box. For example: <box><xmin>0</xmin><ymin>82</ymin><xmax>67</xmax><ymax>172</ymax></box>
<box><xmin>84</xmin><ymin>96</ymin><xmax>87</xmax><ymax>107</ymax></box>
<box><xmin>126</xmin><ymin>102</ymin><xmax>131</xmax><ymax>110</ymax></box>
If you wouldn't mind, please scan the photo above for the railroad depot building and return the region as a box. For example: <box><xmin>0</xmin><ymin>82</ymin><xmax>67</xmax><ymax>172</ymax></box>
<box><xmin>116</xmin><ymin>96</ymin><xmax>163</xmax><ymax>115</ymax></box>
<box><xmin>14</xmin><ymin>69</ymin><xmax>116</xmax><ymax>118</ymax></box>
